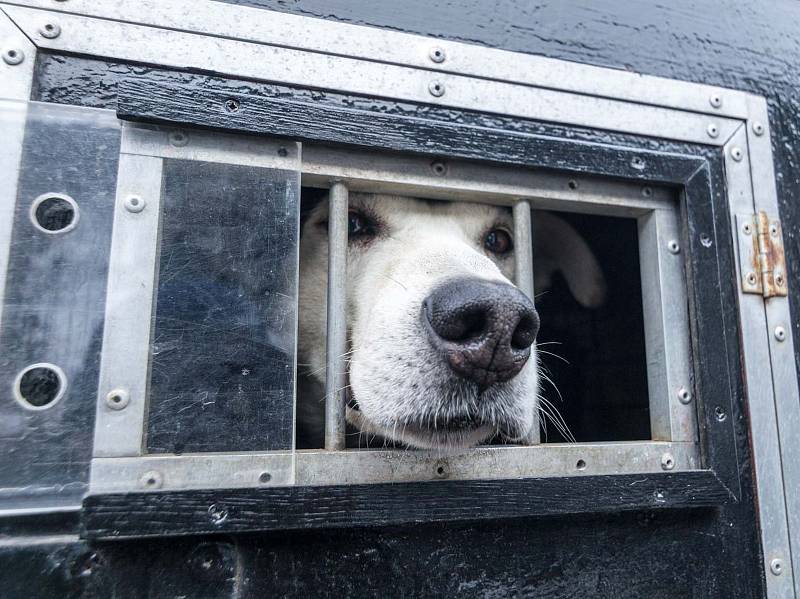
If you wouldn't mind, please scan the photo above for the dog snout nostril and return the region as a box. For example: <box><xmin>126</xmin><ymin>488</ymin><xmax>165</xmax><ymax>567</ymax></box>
<box><xmin>423</xmin><ymin>278</ymin><xmax>539</xmax><ymax>389</ymax></box>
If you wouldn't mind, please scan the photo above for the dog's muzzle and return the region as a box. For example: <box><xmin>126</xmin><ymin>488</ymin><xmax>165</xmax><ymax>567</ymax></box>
<box><xmin>422</xmin><ymin>278</ymin><xmax>539</xmax><ymax>390</ymax></box>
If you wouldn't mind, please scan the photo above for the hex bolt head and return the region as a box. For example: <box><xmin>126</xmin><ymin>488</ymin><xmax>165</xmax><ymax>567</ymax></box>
<box><xmin>39</xmin><ymin>22</ymin><xmax>61</xmax><ymax>39</ymax></box>
<box><xmin>677</xmin><ymin>387</ymin><xmax>692</xmax><ymax>404</ymax></box>
<box><xmin>667</xmin><ymin>240</ymin><xmax>680</xmax><ymax>254</ymax></box>
<box><xmin>1</xmin><ymin>48</ymin><xmax>24</xmax><ymax>65</ymax></box>
<box><xmin>661</xmin><ymin>453</ymin><xmax>675</xmax><ymax>471</ymax></box>
<box><xmin>770</xmin><ymin>558</ymin><xmax>783</xmax><ymax>576</ymax></box>
<box><xmin>730</xmin><ymin>146</ymin><xmax>744</xmax><ymax>161</ymax></box>
<box><xmin>169</xmin><ymin>130</ymin><xmax>189</xmax><ymax>147</ymax></box>
<box><xmin>140</xmin><ymin>470</ymin><xmax>163</xmax><ymax>489</ymax></box>
<box><xmin>429</xmin><ymin>46</ymin><xmax>446</xmax><ymax>63</ymax></box>
<box><xmin>105</xmin><ymin>389</ymin><xmax>130</xmax><ymax>410</ymax></box>
<box><xmin>428</xmin><ymin>80</ymin><xmax>445</xmax><ymax>97</ymax></box>
<box><xmin>709</xmin><ymin>94</ymin><xmax>723</xmax><ymax>108</ymax></box>
<box><xmin>752</xmin><ymin>122</ymin><xmax>765</xmax><ymax>136</ymax></box>
<box><xmin>706</xmin><ymin>123</ymin><xmax>720</xmax><ymax>138</ymax></box>
<box><xmin>774</xmin><ymin>327</ymin><xmax>786</xmax><ymax>342</ymax></box>
<box><xmin>124</xmin><ymin>195</ymin><xmax>146</xmax><ymax>213</ymax></box>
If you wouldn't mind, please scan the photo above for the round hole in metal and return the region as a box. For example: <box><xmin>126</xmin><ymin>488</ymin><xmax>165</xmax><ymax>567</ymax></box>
<box><xmin>576</xmin><ymin>459</ymin><xmax>587</xmax><ymax>470</ymax></box>
<box><xmin>13</xmin><ymin>363</ymin><xmax>67</xmax><ymax>410</ymax></box>
<box><xmin>30</xmin><ymin>193</ymin><xmax>79</xmax><ymax>234</ymax></box>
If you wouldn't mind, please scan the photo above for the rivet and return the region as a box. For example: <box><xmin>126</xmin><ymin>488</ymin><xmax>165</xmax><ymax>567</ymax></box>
<box><xmin>770</xmin><ymin>558</ymin><xmax>783</xmax><ymax>576</ymax></box>
<box><xmin>39</xmin><ymin>22</ymin><xmax>61</xmax><ymax>39</ymax></box>
<box><xmin>434</xmin><ymin>460</ymin><xmax>449</xmax><ymax>479</ymax></box>
<box><xmin>568</xmin><ymin>179</ymin><xmax>579</xmax><ymax>190</ymax></box>
<box><xmin>140</xmin><ymin>470</ymin><xmax>163</xmax><ymax>489</ymax></box>
<box><xmin>429</xmin><ymin>47</ymin><xmax>446</xmax><ymax>63</ymax></box>
<box><xmin>667</xmin><ymin>240</ymin><xmax>680</xmax><ymax>254</ymax></box>
<box><xmin>630</xmin><ymin>156</ymin><xmax>645</xmax><ymax>170</ymax></box>
<box><xmin>774</xmin><ymin>327</ymin><xmax>786</xmax><ymax>342</ymax></box>
<box><xmin>706</xmin><ymin>123</ymin><xmax>720</xmax><ymax>138</ymax></box>
<box><xmin>775</xmin><ymin>273</ymin><xmax>785</xmax><ymax>287</ymax></box>
<box><xmin>742</xmin><ymin>222</ymin><xmax>752</xmax><ymax>235</ymax></box>
<box><xmin>661</xmin><ymin>453</ymin><xmax>675</xmax><ymax>471</ymax></box>
<box><xmin>714</xmin><ymin>406</ymin><xmax>727</xmax><ymax>422</ymax></box>
<box><xmin>124</xmin><ymin>195</ymin><xmax>146</xmax><ymax>213</ymax></box>
<box><xmin>105</xmin><ymin>389</ymin><xmax>130</xmax><ymax>410</ymax></box>
<box><xmin>169</xmin><ymin>130</ymin><xmax>189</xmax><ymax>147</ymax></box>
<box><xmin>677</xmin><ymin>387</ymin><xmax>692</xmax><ymax>404</ymax></box>
<box><xmin>709</xmin><ymin>94</ymin><xmax>723</xmax><ymax>108</ymax></box>
<box><xmin>1</xmin><ymin>48</ymin><xmax>24</xmax><ymax>65</ymax></box>
<box><xmin>730</xmin><ymin>147</ymin><xmax>744</xmax><ymax>161</ymax></box>
<box><xmin>641</xmin><ymin>186</ymin><xmax>653</xmax><ymax>198</ymax></box>
<box><xmin>746</xmin><ymin>272</ymin><xmax>758</xmax><ymax>286</ymax></box>
<box><xmin>430</xmin><ymin>160</ymin><xmax>448</xmax><ymax>176</ymax></box>
<box><xmin>428</xmin><ymin>80</ymin><xmax>445</xmax><ymax>97</ymax></box>
<box><xmin>752</xmin><ymin>122</ymin><xmax>765</xmax><ymax>136</ymax></box>
<box><xmin>769</xmin><ymin>223</ymin><xmax>779</xmax><ymax>237</ymax></box>
<box><xmin>207</xmin><ymin>504</ymin><xmax>229</xmax><ymax>525</ymax></box>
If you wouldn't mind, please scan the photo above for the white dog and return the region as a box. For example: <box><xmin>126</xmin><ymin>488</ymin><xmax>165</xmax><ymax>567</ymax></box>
<box><xmin>297</xmin><ymin>193</ymin><xmax>605</xmax><ymax>450</ymax></box>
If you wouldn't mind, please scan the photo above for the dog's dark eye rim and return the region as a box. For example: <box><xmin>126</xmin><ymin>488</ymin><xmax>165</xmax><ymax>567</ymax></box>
<box><xmin>484</xmin><ymin>227</ymin><xmax>514</xmax><ymax>255</ymax></box>
<box><xmin>347</xmin><ymin>210</ymin><xmax>379</xmax><ymax>238</ymax></box>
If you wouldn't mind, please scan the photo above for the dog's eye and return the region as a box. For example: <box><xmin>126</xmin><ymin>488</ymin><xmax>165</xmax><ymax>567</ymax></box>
<box><xmin>484</xmin><ymin>228</ymin><xmax>513</xmax><ymax>255</ymax></box>
<box><xmin>348</xmin><ymin>210</ymin><xmax>378</xmax><ymax>239</ymax></box>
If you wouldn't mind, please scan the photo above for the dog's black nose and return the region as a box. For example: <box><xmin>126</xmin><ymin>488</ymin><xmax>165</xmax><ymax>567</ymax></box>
<box><xmin>422</xmin><ymin>278</ymin><xmax>539</xmax><ymax>389</ymax></box>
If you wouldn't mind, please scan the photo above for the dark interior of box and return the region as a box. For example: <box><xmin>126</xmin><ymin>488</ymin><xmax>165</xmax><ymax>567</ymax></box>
<box><xmin>299</xmin><ymin>187</ymin><xmax>651</xmax><ymax>446</ymax></box>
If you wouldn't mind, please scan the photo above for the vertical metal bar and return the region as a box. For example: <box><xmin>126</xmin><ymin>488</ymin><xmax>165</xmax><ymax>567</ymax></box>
<box><xmin>325</xmin><ymin>182</ymin><xmax>348</xmax><ymax>450</ymax></box>
<box><xmin>513</xmin><ymin>199</ymin><xmax>540</xmax><ymax>444</ymax></box>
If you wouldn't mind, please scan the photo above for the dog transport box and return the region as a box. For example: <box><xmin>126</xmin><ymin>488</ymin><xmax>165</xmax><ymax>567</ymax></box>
<box><xmin>0</xmin><ymin>1</ymin><xmax>798</xmax><ymax>597</ymax></box>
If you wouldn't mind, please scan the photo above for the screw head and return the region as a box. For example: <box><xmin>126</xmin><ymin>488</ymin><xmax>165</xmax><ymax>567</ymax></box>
<box><xmin>774</xmin><ymin>326</ymin><xmax>786</xmax><ymax>342</ymax></box>
<box><xmin>105</xmin><ymin>389</ymin><xmax>130</xmax><ymax>410</ymax></box>
<box><xmin>430</xmin><ymin>160</ymin><xmax>448</xmax><ymax>176</ymax></box>
<box><xmin>746</xmin><ymin>272</ymin><xmax>758</xmax><ymax>286</ymax></box>
<box><xmin>140</xmin><ymin>470</ymin><xmax>163</xmax><ymax>489</ymax></box>
<box><xmin>429</xmin><ymin>46</ymin><xmax>446</xmax><ymax>63</ymax></box>
<box><xmin>730</xmin><ymin>147</ymin><xmax>744</xmax><ymax>161</ymax></box>
<box><xmin>667</xmin><ymin>240</ymin><xmax>680</xmax><ymax>254</ymax></box>
<box><xmin>428</xmin><ymin>80</ymin><xmax>445</xmax><ymax>97</ymax></box>
<box><xmin>39</xmin><ymin>22</ymin><xmax>61</xmax><ymax>39</ymax></box>
<box><xmin>770</xmin><ymin>558</ymin><xmax>783</xmax><ymax>576</ymax></box>
<box><xmin>709</xmin><ymin>94</ymin><xmax>723</xmax><ymax>108</ymax></box>
<box><xmin>677</xmin><ymin>387</ymin><xmax>692</xmax><ymax>404</ymax></box>
<box><xmin>706</xmin><ymin>123</ymin><xmax>720</xmax><ymax>138</ymax></box>
<box><xmin>169</xmin><ymin>130</ymin><xmax>189</xmax><ymax>147</ymax></box>
<box><xmin>124</xmin><ymin>195</ymin><xmax>146</xmax><ymax>213</ymax></box>
<box><xmin>2</xmin><ymin>48</ymin><xmax>24</xmax><ymax>65</ymax></box>
<box><xmin>775</xmin><ymin>273</ymin><xmax>785</xmax><ymax>287</ymax></box>
<box><xmin>661</xmin><ymin>453</ymin><xmax>675</xmax><ymax>471</ymax></box>
<box><xmin>224</xmin><ymin>98</ymin><xmax>240</xmax><ymax>112</ymax></box>
<box><xmin>752</xmin><ymin>122</ymin><xmax>765</xmax><ymax>136</ymax></box>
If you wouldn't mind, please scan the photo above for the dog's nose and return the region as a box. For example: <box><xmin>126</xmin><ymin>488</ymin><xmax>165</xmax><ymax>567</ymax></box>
<box><xmin>422</xmin><ymin>278</ymin><xmax>539</xmax><ymax>389</ymax></box>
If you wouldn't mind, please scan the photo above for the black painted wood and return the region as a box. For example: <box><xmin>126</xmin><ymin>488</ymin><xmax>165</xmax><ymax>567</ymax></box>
<box><xmin>82</xmin><ymin>471</ymin><xmax>731</xmax><ymax>540</ymax></box>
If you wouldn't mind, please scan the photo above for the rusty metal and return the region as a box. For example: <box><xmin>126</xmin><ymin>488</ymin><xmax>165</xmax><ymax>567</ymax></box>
<box><xmin>737</xmin><ymin>212</ymin><xmax>788</xmax><ymax>298</ymax></box>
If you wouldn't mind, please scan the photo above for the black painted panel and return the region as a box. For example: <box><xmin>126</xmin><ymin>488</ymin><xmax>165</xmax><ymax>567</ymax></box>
<box><xmin>146</xmin><ymin>160</ymin><xmax>298</xmax><ymax>453</ymax></box>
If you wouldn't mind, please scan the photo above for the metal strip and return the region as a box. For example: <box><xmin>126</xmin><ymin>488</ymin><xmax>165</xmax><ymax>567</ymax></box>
<box><xmin>301</xmin><ymin>144</ymin><xmax>671</xmax><ymax>217</ymax></box>
<box><xmin>2</xmin><ymin>6</ymin><xmax>741</xmax><ymax>146</ymax></box>
<box><xmin>324</xmin><ymin>182</ymin><xmax>348</xmax><ymax>451</ymax></box>
<box><xmin>92</xmin><ymin>151</ymin><xmax>162</xmax><ymax>458</ymax></box>
<box><xmin>638</xmin><ymin>207</ymin><xmax>697</xmax><ymax>442</ymax></box>
<box><xmin>724</xmin><ymin>124</ymin><xmax>796</xmax><ymax>597</ymax></box>
<box><xmin>746</xmin><ymin>95</ymin><xmax>800</xmax><ymax>597</ymax></box>
<box><xmin>513</xmin><ymin>200</ymin><xmax>539</xmax><ymax>444</ymax></box>
<box><xmin>0</xmin><ymin>0</ymin><xmax>750</xmax><ymax>118</ymax></box>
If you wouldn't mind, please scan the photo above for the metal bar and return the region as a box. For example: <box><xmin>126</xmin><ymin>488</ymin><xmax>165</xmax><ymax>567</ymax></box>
<box><xmin>513</xmin><ymin>200</ymin><xmax>540</xmax><ymax>444</ymax></box>
<box><xmin>324</xmin><ymin>182</ymin><xmax>349</xmax><ymax>451</ymax></box>
<box><xmin>0</xmin><ymin>0</ymin><xmax>751</xmax><ymax>119</ymax></box>
<box><xmin>637</xmin><ymin>208</ymin><xmax>697</xmax><ymax>442</ymax></box>
<box><xmin>1</xmin><ymin>6</ymin><xmax>741</xmax><ymax>146</ymax></box>
<box><xmin>724</xmin><ymin>124</ymin><xmax>796</xmax><ymax>597</ymax></box>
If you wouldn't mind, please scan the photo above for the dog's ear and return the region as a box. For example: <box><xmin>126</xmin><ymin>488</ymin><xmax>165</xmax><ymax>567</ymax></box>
<box><xmin>532</xmin><ymin>212</ymin><xmax>607</xmax><ymax>308</ymax></box>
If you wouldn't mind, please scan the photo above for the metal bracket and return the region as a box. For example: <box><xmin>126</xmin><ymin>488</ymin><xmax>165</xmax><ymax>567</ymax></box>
<box><xmin>736</xmin><ymin>212</ymin><xmax>788</xmax><ymax>298</ymax></box>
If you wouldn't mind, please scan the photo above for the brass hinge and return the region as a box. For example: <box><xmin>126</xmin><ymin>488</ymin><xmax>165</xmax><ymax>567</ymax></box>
<box><xmin>736</xmin><ymin>212</ymin><xmax>788</xmax><ymax>298</ymax></box>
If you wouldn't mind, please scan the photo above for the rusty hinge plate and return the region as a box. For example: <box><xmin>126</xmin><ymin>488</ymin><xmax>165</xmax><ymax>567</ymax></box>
<box><xmin>736</xmin><ymin>212</ymin><xmax>788</xmax><ymax>298</ymax></box>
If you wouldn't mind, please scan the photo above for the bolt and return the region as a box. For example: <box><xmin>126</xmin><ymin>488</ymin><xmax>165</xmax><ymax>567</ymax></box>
<box><xmin>742</xmin><ymin>222</ymin><xmax>752</xmax><ymax>235</ymax></box>
<box><xmin>706</xmin><ymin>123</ymin><xmax>720</xmax><ymax>138</ymax></box>
<box><xmin>661</xmin><ymin>453</ymin><xmax>675</xmax><ymax>471</ymax></box>
<box><xmin>169</xmin><ymin>130</ymin><xmax>189</xmax><ymax>147</ymax></box>
<box><xmin>667</xmin><ymin>240</ymin><xmax>680</xmax><ymax>254</ymax></box>
<box><xmin>124</xmin><ymin>195</ymin><xmax>146</xmax><ymax>213</ymax></box>
<box><xmin>428</xmin><ymin>80</ymin><xmax>445</xmax><ymax>97</ymax></box>
<box><xmin>224</xmin><ymin>98</ymin><xmax>240</xmax><ymax>112</ymax></box>
<box><xmin>677</xmin><ymin>387</ymin><xmax>692</xmax><ymax>404</ymax></box>
<box><xmin>641</xmin><ymin>186</ymin><xmax>653</xmax><ymax>198</ymax></box>
<box><xmin>752</xmin><ymin>122</ymin><xmax>765</xmax><ymax>136</ymax></box>
<box><xmin>774</xmin><ymin>327</ymin><xmax>786</xmax><ymax>342</ymax></box>
<box><xmin>730</xmin><ymin>147</ymin><xmax>744</xmax><ymax>161</ymax></box>
<box><xmin>746</xmin><ymin>272</ymin><xmax>758</xmax><ymax>286</ymax></box>
<box><xmin>2</xmin><ymin>48</ymin><xmax>24</xmax><ymax>65</ymax></box>
<box><xmin>39</xmin><ymin>22</ymin><xmax>61</xmax><ymax>39</ymax></box>
<box><xmin>429</xmin><ymin>47</ymin><xmax>446</xmax><ymax>63</ymax></box>
<box><xmin>430</xmin><ymin>160</ymin><xmax>448</xmax><ymax>176</ymax></box>
<box><xmin>709</xmin><ymin>94</ymin><xmax>723</xmax><ymax>108</ymax></box>
<box><xmin>140</xmin><ymin>470</ymin><xmax>163</xmax><ymax>489</ymax></box>
<box><xmin>770</xmin><ymin>558</ymin><xmax>783</xmax><ymax>576</ymax></box>
<box><xmin>105</xmin><ymin>389</ymin><xmax>130</xmax><ymax>410</ymax></box>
